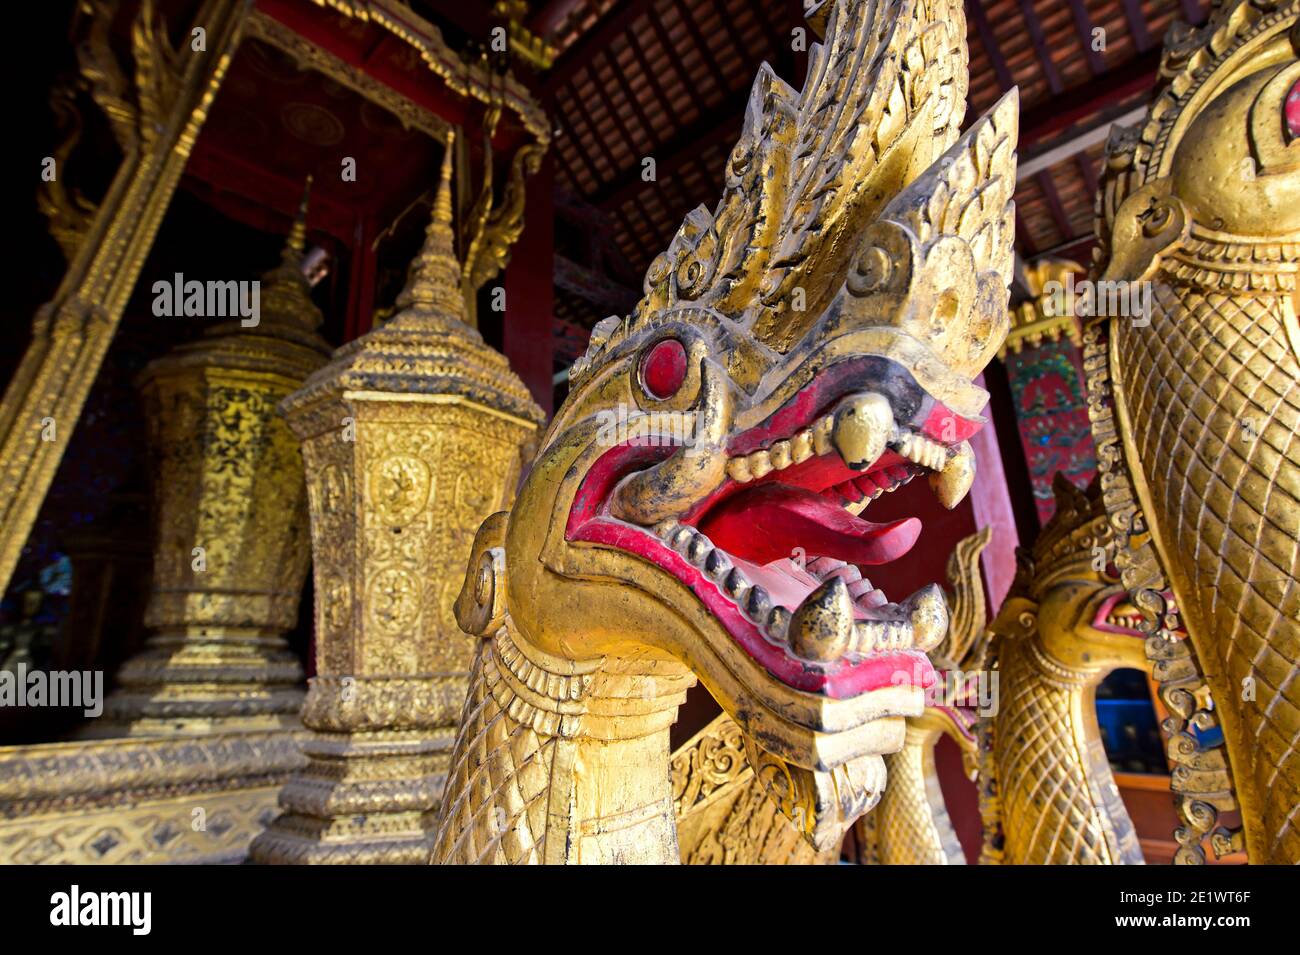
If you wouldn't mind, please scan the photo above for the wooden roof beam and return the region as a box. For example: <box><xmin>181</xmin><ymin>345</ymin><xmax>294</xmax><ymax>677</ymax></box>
<box><xmin>1017</xmin><ymin>103</ymin><xmax>1147</xmax><ymax>180</ymax></box>
<box><xmin>669</xmin><ymin>0</ymin><xmax>733</xmax><ymax>95</ymax></box>
<box><xmin>1066</xmin><ymin>0</ymin><xmax>1107</xmax><ymax>77</ymax></box>
<box><xmin>601</xmin><ymin>46</ymin><xmax>658</xmax><ymax>143</ymax></box>
<box><xmin>625</xmin><ymin>27</ymin><xmax>675</xmax><ymax>117</ymax></box>
<box><xmin>590</xmin><ymin>100</ymin><xmax>745</xmax><ymax>210</ymax></box>
<box><xmin>565</xmin><ymin>85</ymin><xmax>624</xmax><ymax>184</ymax></box>
<box><xmin>1014</xmin><ymin>208</ymin><xmax>1040</xmax><ymax>258</ymax></box>
<box><xmin>555</xmin><ymin>254</ymin><xmax>640</xmax><ymax>313</ymax></box>
<box><xmin>1015</xmin><ymin>0</ymin><xmax>1064</xmax><ymax>95</ymax></box>
<box><xmin>1018</xmin><ymin>47</ymin><xmax>1163</xmax><ymax>148</ymax></box>
<box><xmin>530</xmin><ymin>0</ymin><xmax>587</xmax><ymax>38</ymax></box>
<box><xmin>541</xmin><ymin>0</ymin><xmax>660</xmax><ymax>95</ymax></box>
<box><xmin>969</xmin><ymin>0</ymin><xmax>1015</xmax><ymax>92</ymax></box>
<box><xmin>1120</xmin><ymin>0</ymin><xmax>1154</xmax><ymax>52</ymax></box>
<box><xmin>1035</xmin><ymin>170</ymin><xmax>1074</xmax><ymax>244</ymax></box>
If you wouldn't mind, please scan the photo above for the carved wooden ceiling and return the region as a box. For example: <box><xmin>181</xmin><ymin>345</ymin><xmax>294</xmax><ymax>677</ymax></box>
<box><xmin>188</xmin><ymin>37</ymin><xmax>447</xmax><ymax>247</ymax></box>
<box><xmin>511</xmin><ymin>0</ymin><xmax>1212</xmax><ymax>331</ymax></box>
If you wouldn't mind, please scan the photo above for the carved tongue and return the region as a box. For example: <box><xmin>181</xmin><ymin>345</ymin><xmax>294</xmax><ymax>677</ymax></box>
<box><xmin>697</xmin><ymin>482</ymin><xmax>921</xmax><ymax>567</ymax></box>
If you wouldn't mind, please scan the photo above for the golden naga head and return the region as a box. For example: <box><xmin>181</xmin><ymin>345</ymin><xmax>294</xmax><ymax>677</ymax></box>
<box><xmin>1098</xmin><ymin>5</ymin><xmax>1300</xmax><ymax>285</ymax></box>
<box><xmin>991</xmin><ymin>475</ymin><xmax>1148</xmax><ymax>674</ymax></box>
<box><xmin>459</xmin><ymin>0</ymin><xmax>1017</xmax><ymax>790</ymax></box>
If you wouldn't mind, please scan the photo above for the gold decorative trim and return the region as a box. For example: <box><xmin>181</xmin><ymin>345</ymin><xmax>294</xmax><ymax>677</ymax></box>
<box><xmin>245</xmin><ymin>9</ymin><xmax>450</xmax><ymax>143</ymax></box>
<box><xmin>340</xmin><ymin>390</ymin><xmax>541</xmax><ymax>428</ymax></box>
<box><xmin>0</xmin><ymin>0</ymin><xmax>252</xmax><ymax>595</ymax></box>
<box><xmin>0</xmin><ymin>731</ymin><xmax>303</xmax><ymax>815</ymax></box>
<box><xmin>671</xmin><ymin>714</ymin><xmax>831</xmax><ymax>864</ymax></box>
<box><xmin>0</xmin><ymin>786</ymin><xmax>283</xmax><ymax>865</ymax></box>
<box><xmin>299</xmin><ymin>0</ymin><xmax>549</xmax><ymax>147</ymax></box>
<box><xmin>300</xmin><ymin>674</ymin><xmax>471</xmax><ymax>731</ymax></box>
<box><xmin>492</xmin><ymin>0</ymin><xmax>557</xmax><ymax>70</ymax></box>
<box><xmin>998</xmin><ymin>259</ymin><xmax>1083</xmax><ymax>358</ymax></box>
<box><xmin>0</xmin><ymin>730</ymin><xmax>302</xmax><ymax>864</ymax></box>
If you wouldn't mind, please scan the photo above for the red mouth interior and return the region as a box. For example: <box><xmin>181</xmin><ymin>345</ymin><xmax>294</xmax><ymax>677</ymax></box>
<box><xmin>679</xmin><ymin>385</ymin><xmax>970</xmax><ymax>621</ymax></box>
<box><xmin>700</xmin><ymin>468</ymin><xmax>921</xmax><ymax>565</ymax></box>
<box><xmin>563</xmin><ymin>375</ymin><xmax>981</xmax><ymax>697</ymax></box>
<box><xmin>694</xmin><ymin>461</ymin><xmax>922</xmax><ymax>623</ymax></box>
<box><xmin>1092</xmin><ymin>590</ymin><xmax>1149</xmax><ymax>636</ymax></box>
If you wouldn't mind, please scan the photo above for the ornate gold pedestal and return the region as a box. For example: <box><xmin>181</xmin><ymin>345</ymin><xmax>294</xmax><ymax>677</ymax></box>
<box><xmin>0</xmin><ymin>732</ymin><xmax>302</xmax><ymax>863</ymax></box>
<box><xmin>0</xmin><ymin>190</ymin><xmax>328</xmax><ymax>862</ymax></box>
<box><xmin>249</xmin><ymin>138</ymin><xmax>544</xmax><ymax>863</ymax></box>
<box><xmin>94</xmin><ymin>195</ymin><xmax>330</xmax><ymax>736</ymax></box>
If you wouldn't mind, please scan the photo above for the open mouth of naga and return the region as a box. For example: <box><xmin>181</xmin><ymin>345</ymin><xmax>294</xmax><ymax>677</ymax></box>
<box><xmin>565</xmin><ymin>356</ymin><xmax>983</xmax><ymax>699</ymax></box>
<box><xmin>1093</xmin><ymin>589</ymin><xmax>1168</xmax><ymax>638</ymax></box>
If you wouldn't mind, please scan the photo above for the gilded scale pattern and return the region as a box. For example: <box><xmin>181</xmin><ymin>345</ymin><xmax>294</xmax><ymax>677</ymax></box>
<box><xmin>854</xmin><ymin>478</ymin><xmax>1160</xmax><ymax>866</ymax></box>
<box><xmin>1088</xmin><ymin>0</ymin><xmax>1300</xmax><ymax>863</ymax></box>
<box><xmin>980</xmin><ymin>477</ymin><xmax>1149</xmax><ymax>865</ymax></box>
<box><xmin>865</xmin><ymin>529</ymin><xmax>989</xmax><ymax>865</ymax></box>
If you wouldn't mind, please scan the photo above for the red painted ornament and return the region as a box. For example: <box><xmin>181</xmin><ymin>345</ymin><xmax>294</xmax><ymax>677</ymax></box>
<box><xmin>1287</xmin><ymin>78</ymin><xmax>1300</xmax><ymax>140</ymax></box>
<box><xmin>641</xmin><ymin>338</ymin><xmax>688</xmax><ymax>399</ymax></box>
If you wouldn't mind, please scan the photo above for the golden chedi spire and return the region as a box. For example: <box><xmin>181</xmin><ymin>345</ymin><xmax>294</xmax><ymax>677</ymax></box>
<box><xmin>254</xmin><ymin>175</ymin><xmax>325</xmax><ymax>336</ymax></box>
<box><xmin>253</xmin><ymin>135</ymin><xmax>544</xmax><ymax>863</ymax></box>
<box><xmin>285</xmin><ymin>174</ymin><xmax>312</xmax><ymax>259</ymax></box>
<box><xmin>393</xmin><ymin>135</ymin><xmax>467</xmax><ymax>322</ymax></box>
<box><xmin>282</xmin><ymin>132</ymin><xmax>539</xmax><ymax>422</ymax></box>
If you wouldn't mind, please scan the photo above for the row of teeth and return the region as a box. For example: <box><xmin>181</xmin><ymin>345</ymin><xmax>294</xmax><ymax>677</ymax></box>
<box><xmin>892</xmin><ymin>431</ymin><xmax>950</xmax><ymax>472</ymax></box>
<box><xmin>830</xmin><ymin>466</ymin><xmax>914</xmax><ymax>514</ymax></box>
<box><xmin>724</xmin><ymin>417</ymin><xmax>831</xmax><ymax>482</ymax></box>
<box><xmin>654</xmin><ymin>521</ymin><xmax>915</xmax><ymax>659</ymax></box>
<box><xmin>724</xmin><ymin>414</ymin><xmax>950</xmax><ymax>484</ymax></box>
<box><xmin>1107</xmin><ymin>613</ymin><xmax>1145</xmax><ymax>630</ymax></box>
<box><xmin>803</xmin><ymin>556</ymin><xmax>888</xmax><ymax>609</ymax></box>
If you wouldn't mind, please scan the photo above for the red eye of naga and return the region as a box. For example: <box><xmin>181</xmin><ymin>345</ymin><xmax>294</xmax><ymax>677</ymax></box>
<box><xmin>1286</xmin><ymin>78</ymin><xmax>1300</xmax><ymax>141</ymax></box>
<box><xmin>641</xmin><ymin>338</ymin><xmax>688</xmax><ymax>399</ymax></box>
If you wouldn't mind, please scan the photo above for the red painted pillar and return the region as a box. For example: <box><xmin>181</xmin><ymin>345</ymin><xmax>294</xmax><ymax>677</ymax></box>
<box><xmin>344</xmin><ymin>214</ymin><xmax>378</xmax><ymax>343</ymax></box>
<box><xmin>504</xmin><ymin>151</ymin><xmax>555</xmax><ymax>416</ymax></box>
